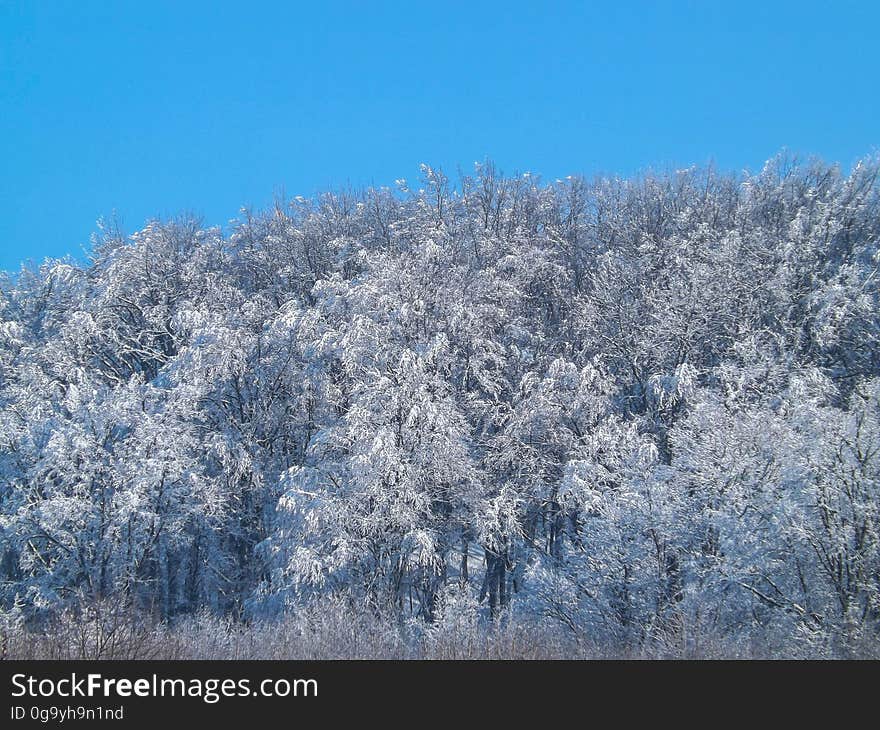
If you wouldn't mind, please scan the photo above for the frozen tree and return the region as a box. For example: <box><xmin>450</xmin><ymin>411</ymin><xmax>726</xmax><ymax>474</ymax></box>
<box><xmin>1</xmin><ymin>153</ymin><xmax>879</xmax><ymax>657</ymax></box>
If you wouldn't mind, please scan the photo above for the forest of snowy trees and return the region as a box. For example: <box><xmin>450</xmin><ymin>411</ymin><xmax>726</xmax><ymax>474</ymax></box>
<box><xmin>1</xmin><ymin>153</ymin><xmax>878</xmax><ymax>658</ymax></box>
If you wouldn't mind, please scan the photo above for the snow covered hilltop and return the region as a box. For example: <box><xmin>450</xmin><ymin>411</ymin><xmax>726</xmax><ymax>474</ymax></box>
<box><xmin>1</xmin><ymin>155</ymin><xmax>879</xmax><ymax>658</ymax></box>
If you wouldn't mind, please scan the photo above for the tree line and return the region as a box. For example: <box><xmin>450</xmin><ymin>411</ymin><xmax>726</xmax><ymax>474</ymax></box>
<box><xmin>1</xmin><ymin>154</ymin><xmax>878</xmax><ymax>657</ymax></box>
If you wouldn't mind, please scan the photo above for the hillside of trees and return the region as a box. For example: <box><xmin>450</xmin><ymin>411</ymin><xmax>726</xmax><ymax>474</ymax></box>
<box><xmin>1</xmin><ymin>154</ymin><xmax>879</xmax><ymax>658</ymax></box>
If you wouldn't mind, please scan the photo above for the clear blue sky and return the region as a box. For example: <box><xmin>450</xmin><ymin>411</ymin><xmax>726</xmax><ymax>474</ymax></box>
<box><xmin>1</xmin><ymin>0</ymin><xmax>878</xmax><ymax>271</ymax></box>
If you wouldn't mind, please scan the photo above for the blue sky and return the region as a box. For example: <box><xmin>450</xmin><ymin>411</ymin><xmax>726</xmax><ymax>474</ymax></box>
<box><xmin>1</xmin><ymin>1</ymin><xmax>878</xmax><ymax>271</ymax></box>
